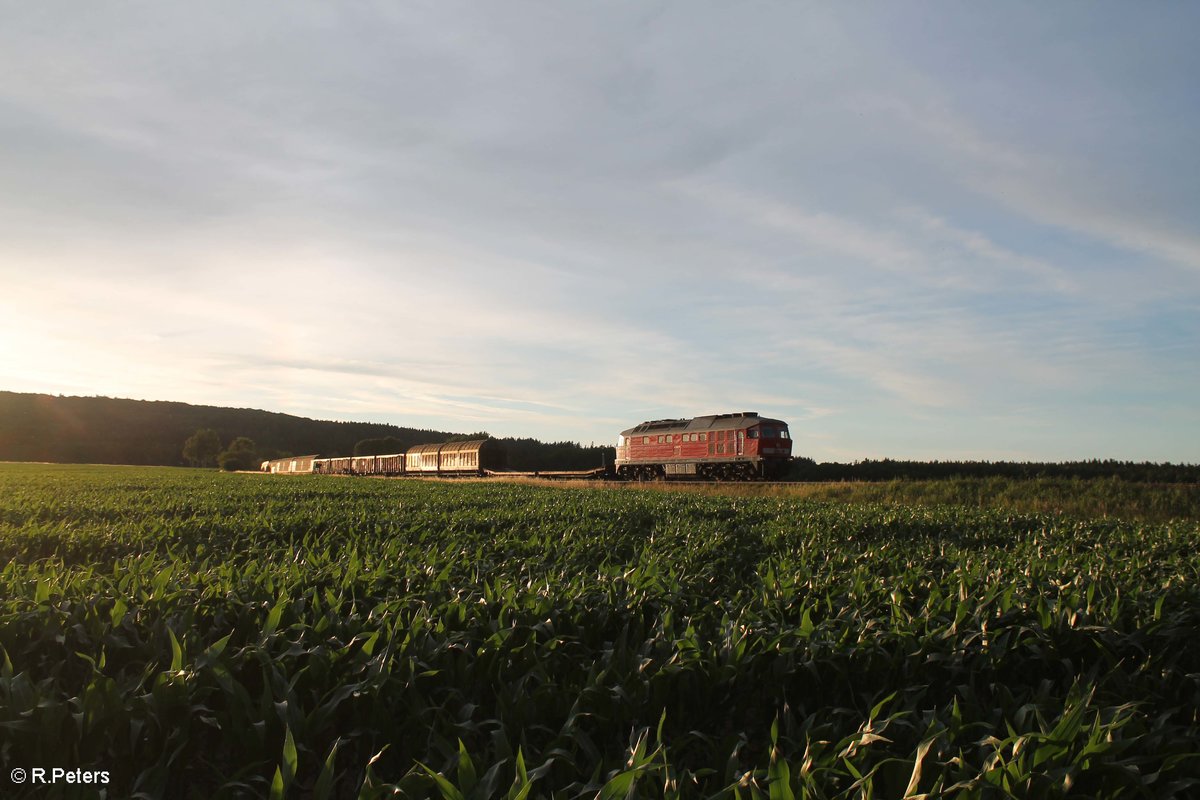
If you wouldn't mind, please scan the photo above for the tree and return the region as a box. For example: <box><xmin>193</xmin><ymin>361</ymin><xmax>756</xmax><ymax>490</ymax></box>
<box><xmin>183</xmin><ymin>429</ymin><xmax>221</xmax><ymax>467</ymax></box>
<box><xmin>354</xmin><ymin>436</ymin><xmax>407</xmax><ymax>456</ymax></box>
<box><xmin>218</xmin><ymin>436</ymin><xmax>260</xmax><ymax>471</ymax></box>
<box><xmin>445</xmin><ymin>431</ymin><xmax>491</xmax><ymax>443</ymax></box>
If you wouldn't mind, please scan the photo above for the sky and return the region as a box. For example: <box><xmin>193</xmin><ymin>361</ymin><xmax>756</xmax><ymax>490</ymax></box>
<box><xmin>1</xmin><ymin>2</ymin><xmax>1198</xmax><ymax>461</ymax></box>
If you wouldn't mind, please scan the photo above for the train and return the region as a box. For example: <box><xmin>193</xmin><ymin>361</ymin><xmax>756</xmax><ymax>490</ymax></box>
<box><xmin>615</xmin><ymin>411</ymin><xmax>792</xmax><ymax>480</ymax></box>
<box><xmin>261</xmin><ymin>412</ymin><xmax>793</xmax><ymax>481</ymax></box>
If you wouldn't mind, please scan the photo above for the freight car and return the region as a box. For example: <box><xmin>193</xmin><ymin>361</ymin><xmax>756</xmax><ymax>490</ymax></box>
<box><xmin>262</xmin><ymin>439</ymin><xmax>505</xmax><ymax>477</ymax></box>
<box><xmin>404</xmin><ymin>439</ymin><xmax>504</xmax><ymax>474</ymax></box>
<box><xmin>262</xmin><ymin>455</ymin><xmax>319</xmax><ymax>474</ymax></box>
<box><xmin>615</xmin><ymin>412</ymin><xmax>792</xmax><ymax>480</ymax></box>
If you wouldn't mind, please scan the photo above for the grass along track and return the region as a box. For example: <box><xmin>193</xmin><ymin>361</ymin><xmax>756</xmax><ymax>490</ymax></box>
<box><xmin>1</xmin><ymin>463</ymin><xmax>1199</xmax><ymax>798</ymax></box>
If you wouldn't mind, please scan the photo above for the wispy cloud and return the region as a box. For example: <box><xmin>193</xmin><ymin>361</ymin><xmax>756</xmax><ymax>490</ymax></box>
<box><xmin>858</xmin><ymin>92</ymin><xmax>1200</xmax><ymax>275</ymax></box>
<box><xmin>0</xmin><ymin>3</ymin><xmax>1196</xmax><ymax>459</ymax></box>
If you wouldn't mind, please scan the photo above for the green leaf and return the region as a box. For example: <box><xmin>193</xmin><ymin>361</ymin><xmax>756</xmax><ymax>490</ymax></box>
<box><xmin>264</xmin><ymin>597</ymin><xmax>287</xmax><ymax>637</ymax></box>
<box><xmin>869</xmin><ymin>691</ymin><xmax>897</xmax><ymax>720</ymax></box>
<box><xmin>110</xmin><ymin>598</ymin><xmax>128</xmax><ymax>627</ymax></box>
<box><xmin>314</xmin><ymin>738</ymin><xmax>341</xmax><ymax>800</ymax></box>
<box><xmin>268</xmin><ymin>766</ymin><xmax>285</xmax><ymax>800</ymax></box>
<box><xmin>598</xmin><ymin>769</ymin><xmax>637</xmax><ymax>800</ymax></box>
<box><xmin>168</xmin><ymin>627</ymin><xmax>183</xmax><ymax>673</ymax></box>
<box><xmin>798</xmin><ymin>606</ymin><xmax>814</xmax><ymax>637</ymax></box>
<box><xmin>417</xmin><ymin>762</ymin><xmax>466</xmax><ymax>800</ymax></box>
<box><xmin>204</xmin><ymin>632</ymin><xmax>232</xmax><ymax>662</ymax></box>
<box><xmin>457</xmin><ymin>739</ymin><xmax>477</xmax><ymax>795</ymax></box>
<box><xmin>281</xmin><ymin>725</ymin><xmax>298</xmax><ymax>787</ymax></box>
<box><xmin>768</xmin><ymin>757</ymin><xmax>794</xmax><ymax>800</ymax></box>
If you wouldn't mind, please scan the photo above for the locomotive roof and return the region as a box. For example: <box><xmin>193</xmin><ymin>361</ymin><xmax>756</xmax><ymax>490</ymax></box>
<box><xmin>620</xmin><ymin>412</ymin><xmax>787</xmax><ymax>436</ymax></box>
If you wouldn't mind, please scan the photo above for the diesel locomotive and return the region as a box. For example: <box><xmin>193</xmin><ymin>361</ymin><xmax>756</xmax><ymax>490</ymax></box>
<box><xmin>615</xmin><ymin>411</ymin><xmax>792</xmax><ymax>480</ymax></box>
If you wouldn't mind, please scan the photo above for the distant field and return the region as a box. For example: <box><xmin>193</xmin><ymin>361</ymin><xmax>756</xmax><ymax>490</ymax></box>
<box><xmin>499</xmin><ymin>475</ymin><xmax>1200</xmax><ymax>524</ymax></box>
<box><xmin>2</xmin><ymin>464</ymin><xmax>1199</xmax><ymax>798</ymax></box>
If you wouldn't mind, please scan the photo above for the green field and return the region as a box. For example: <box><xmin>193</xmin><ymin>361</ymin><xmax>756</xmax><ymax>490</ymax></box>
<box><xmin>2</xmin><ymin>464</ymin><xmax>1199</xmax><ymax>798</ymax></box>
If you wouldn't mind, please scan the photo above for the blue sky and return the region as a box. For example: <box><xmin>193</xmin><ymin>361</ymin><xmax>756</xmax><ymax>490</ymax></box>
<box><xmin>1</xmin><ymin>2</ymin><xmax>1197</xmax><ymax>461</ymax></box>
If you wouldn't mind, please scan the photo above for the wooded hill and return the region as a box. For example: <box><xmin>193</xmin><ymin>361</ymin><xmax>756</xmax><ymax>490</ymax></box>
<box><xmin>0</xmin><ymin>391</ymin><xmax>610</xmax><ymax>470</ymax></box>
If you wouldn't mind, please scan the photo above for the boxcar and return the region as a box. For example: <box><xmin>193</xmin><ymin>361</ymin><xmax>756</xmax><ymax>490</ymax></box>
<box><xmin>263</xmin><ymin>455</ymin><xmax>319</xmax><ymax>474</ymax></box>
<box><xmin>314</xmin><ymin>456</ymin><xmax>354</xmax><ymax>475</ymax></box>
<box><xmin>405</xmin><ymin>443</ymin><xmax>442</xmax><ymax>473</ymax></box>
<box><xmin>375</xmin><ymin>453</ymin><xmax>406</xmax><ymax>475</ymax></box>
<box><xmin>405</xmin><ymin>439</ymin><xmax>505</xmax><ymax>475</ymax></box>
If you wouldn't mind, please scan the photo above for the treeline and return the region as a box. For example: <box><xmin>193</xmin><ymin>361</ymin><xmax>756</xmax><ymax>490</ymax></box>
<box><xmin>500</xmin><ymin>437</ymin><xmax>613</xmax><ymax>471</ymax></box>
<box><xmin>0</xmin><ymin>392</ymin><xmax>457</xmax><ymax>466</ymax></box>
<box><xmin>0</xmin><ymin>392</ymin><xmax>612</xmax><ymax>472</ymax></box>
<box><xmin>787</xmin><ymin>458</ymin><xmax>1200</xmax><ymax>484</ymax></box>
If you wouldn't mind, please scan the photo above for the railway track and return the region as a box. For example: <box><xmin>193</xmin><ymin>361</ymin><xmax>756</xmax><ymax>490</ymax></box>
<box><xmin>343</xmin><ymin>470</ymin><xmax>814</xmax><ymax>486</ymax></box>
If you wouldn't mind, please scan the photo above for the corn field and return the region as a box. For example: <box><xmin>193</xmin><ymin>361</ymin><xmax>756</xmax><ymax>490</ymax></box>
<box><xmin>1</xmin><ymin>464</ymin><xmax>1199</xmax><ymax>798</ymax></box>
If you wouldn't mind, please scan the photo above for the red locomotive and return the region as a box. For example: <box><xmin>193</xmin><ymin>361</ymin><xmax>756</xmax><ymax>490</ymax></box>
<box><xmin>615</xmin><ymin>412</ymin><xmax>792</xmax><ymax>480</ymax></box>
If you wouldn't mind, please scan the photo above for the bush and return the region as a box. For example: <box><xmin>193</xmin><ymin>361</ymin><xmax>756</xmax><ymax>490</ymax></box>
<box><xmin>218</xmin><ymin>437</ymin><xmax>260</xmax><ymax>471</ymax></box>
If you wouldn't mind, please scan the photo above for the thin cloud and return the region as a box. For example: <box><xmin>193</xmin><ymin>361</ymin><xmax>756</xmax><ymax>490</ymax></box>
<box><xmin>0</xmin><ymin>3</ymin><xmax>1196</xmax><ymax>459</ymax></box>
